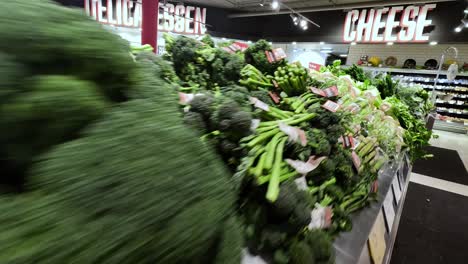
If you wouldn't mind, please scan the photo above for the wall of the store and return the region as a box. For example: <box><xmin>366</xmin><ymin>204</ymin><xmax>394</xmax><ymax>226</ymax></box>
<box><xmin>347</xmin><ymin>44</ymin><xmax>468</xmax><ymax>67</ymax></box>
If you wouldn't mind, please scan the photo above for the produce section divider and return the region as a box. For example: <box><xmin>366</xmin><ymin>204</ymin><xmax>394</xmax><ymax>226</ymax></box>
<box><xmin>333</xmin><ymin>153</ymin><xmax>411</xmax><ymax>264</ymax></box>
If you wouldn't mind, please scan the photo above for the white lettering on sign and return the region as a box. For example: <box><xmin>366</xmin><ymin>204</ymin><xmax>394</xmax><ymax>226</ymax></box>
<box><xmin>84</xmin><ymin>0</ymin><xmax>207</xmax><ymax>35</ymax></box>
<box><xmin>343</xmin><ymin>4</ymin><xmax>436</xmax><ymax>43</ymax></box>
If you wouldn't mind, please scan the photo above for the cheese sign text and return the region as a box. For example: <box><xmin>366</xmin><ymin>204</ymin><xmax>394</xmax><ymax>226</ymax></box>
<box><xmin>343</xmin><ymin>4</ymin><xmax>436</xmax><ymax>43</ymax></box>
<box><xmin>84</xmin><ymin>0</ymin><xmax>207</xmax><ymax>35</ymax></box>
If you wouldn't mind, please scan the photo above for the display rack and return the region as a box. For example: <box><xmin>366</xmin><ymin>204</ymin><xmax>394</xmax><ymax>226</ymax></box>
<box><xmin>354</xmin><ymin>66</ymin><xmax>468</xmax><ymax>134</ymax></box>
<box><xmin>333</xmin><ymin>153</ymin><xmax>411</xmax><ymax>264</ymax></box>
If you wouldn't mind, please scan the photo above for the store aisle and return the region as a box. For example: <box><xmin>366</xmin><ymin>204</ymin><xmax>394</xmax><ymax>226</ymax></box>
<box><xmin>391</xmin><ymin>130</ymin><xmax>468</xmax><ymax>264</ymax></box>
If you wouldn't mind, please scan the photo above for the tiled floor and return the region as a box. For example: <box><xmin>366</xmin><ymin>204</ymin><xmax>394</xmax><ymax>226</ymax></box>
<box><xmin>391</xmin><ymin>129</ymin><xmax>468</xmax><ymax>264</ymax></box>
<box><xmin>429</xmin><ymin>130</ymin><xmax>468</xmax><ymax>172</ymax></box>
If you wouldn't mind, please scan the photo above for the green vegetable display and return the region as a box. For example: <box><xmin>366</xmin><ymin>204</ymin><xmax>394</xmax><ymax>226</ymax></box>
<box><xmin>274</xmin><ymin>63</ymin><xmax>309</xmax><ymax>96</ymax></box>
<box><xmin>0</xmin><ymin>0</ymin><xmax>135</xmax><ymax>189</ymax></box>
<box><xmin>244</xmin><ymin>39</ymin><xmax>286</xmax><ymax>75</ymax></box>
<box><xmin>0</xmin><ymin>2</ymin><xmax>434</xmax><ymax>263</ymax></box>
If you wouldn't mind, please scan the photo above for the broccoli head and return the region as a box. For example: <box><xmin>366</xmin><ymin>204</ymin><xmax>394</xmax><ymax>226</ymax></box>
<box><xmin>289</xmin><ymin>241</ymin><xmax>316</xmax><ymax>264</ymax></box>
<box><xmin>189</xmin><ymin>93</ymin><xmax>215</xmax><ymax>119</ymax></box>
<box><xmin>220</xmin><ymin>85</ymin><xmax>251</xmax><ymax>108</ymax></box>
<box><xmin>201</xmin><ymin>34</ymin><xmax>215</xmax><ymax>47</ymax></box>
<box><xmin>183</xmin><ymin>111</ymin><xmax>208</xmax><ymax>134</ymax></box>
<box><xmin>304</xmin><ymin>230</ymin><xmax>334</xmax><ymax>263</ymax></box>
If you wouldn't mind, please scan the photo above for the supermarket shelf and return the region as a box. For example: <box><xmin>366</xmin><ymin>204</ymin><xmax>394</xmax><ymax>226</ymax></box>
<box><xmin>433</xmin><ymin>120</ymin><xmax>468</xmax><ymax>134</ymax></box>
<box><xmin>436</xmin><ymin>111</ymin><xmax>468</xmax><ymax>119</ymax></box>
<box><xmin>353</xmin><ymin>66</ymin><xmax>468</xmax><ymax>77</ymax></box>
<box><xmin>435</xmin><ymin>102</ymin><xmax>468</xmax><ymax>109</ymax></box>
<box><xmin>422</xmin><ymin>87</ymin><xmax>468</xmax><ymax>95</ymax></box>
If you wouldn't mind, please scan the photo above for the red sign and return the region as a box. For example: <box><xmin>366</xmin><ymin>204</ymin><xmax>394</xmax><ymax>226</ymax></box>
<box><xmin>309</xmin><ymin>62</ymin><xmax>322</xmax><ymax>71</ymax></box>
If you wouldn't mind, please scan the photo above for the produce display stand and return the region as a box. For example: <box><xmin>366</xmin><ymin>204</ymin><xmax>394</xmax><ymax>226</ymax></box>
<box><xmin>344</xmin><ymin>65</ymin><xmax>468</xmax><ymax>133</ymax></box>
<box><xmin>333</xmin><ymin>153</ymin><xmax>412</xmax><ymax>264</ymax></box>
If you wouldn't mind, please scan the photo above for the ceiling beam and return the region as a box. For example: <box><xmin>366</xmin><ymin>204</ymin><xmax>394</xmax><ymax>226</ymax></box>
<box><xmin>229</xmin><ymin>0</ymin><xmax>456</xmax><ymax>18</ymax></box>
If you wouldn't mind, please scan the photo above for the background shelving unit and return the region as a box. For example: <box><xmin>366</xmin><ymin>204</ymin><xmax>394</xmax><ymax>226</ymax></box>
<box><xmin>356</xmin><ymin>66</ymin><xmax>468</xmax><ymax>134</ymax></box>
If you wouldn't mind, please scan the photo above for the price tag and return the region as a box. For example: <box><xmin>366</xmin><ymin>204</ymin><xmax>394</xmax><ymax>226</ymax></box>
<box><xmin>383</xmin><ymin>190</ymin><xmax>395</xmax><ymax>232</ymax></box>
<box><xmin>309</xmin><ymin>205</ymin><xmax>333</xmax><ymax>229</ymax></box>
<box><xmin>310</xmin><ymin>87</ymin><xmax>326</xmax><ymax>97</ymax></box>
<box><xmin>231</xmin><ymin>41</ymin><xmax>249</xmax><ymax>52</ymax></box>
<box><xmin>286</xmin><ymin>156</ymin><xmax>327</xmax><ymax>175</ymax></box>
<box><xmin>321</xmin><ymin>100</ymin><xmax>341</xmax><ymax>112</ymax></box>
<box><xmin>392</xmin><ymin>176</ymin><xmax>402</xmax><ymax>203</ymax></box>
<box><xmin>323</xmin><ymin>86</ymin><xmax>339</xmax><ymax>97</ymax></box>
<box><xmin>249</xmin><ymin>97</ymin><xmax>270</xmax><ymax>111</ymax></box>
<box><xmin>269</xmin><ymin>91</ymin><xmax>281</xmax><ymax>104</ymax></box>
<box><xmin>309</xmin><ymin>62</ymin><xmax>322</xmax><ymax>71</ymax></box>
<box><xmin>279</xmin><ymin>122</ymin><xmax>307</xmax><ymax>146</ymax></box>
<box><xmin>265</xmin><ymin>48</ymin><xmax>287</xmax><ymax>63</ymax></box>
<box><xmin>265</xmin><ymin>50</ymin><xmax>274</xmax><ymax>63</ymax></box>
<box><xmin>272</xmin><ymin>48</ymin><xmax>287</xmax><ymax>60</ymax></box>
<box><xmin>341</xmin><ymin>135</ymin><xmax>355</xmax><ymax>148</ymax></box>
<box><xmin>178</xmin><ymin>92</ymin><xmax>195</xmax><ymax>104</ymax></box>
<box><xmin>351</xmin><ymin>151</ymin><xmax>361</xmax><ymax>170</ymax></box>
<box><xmin>345</xmin><ymin>103</ymin><xmax>361</xmax><ymax>114</ymax></box>
<box><xmin>222</xmin><ymin>46</ymin><xmax>235</xmax><ymax>54</ymax></box>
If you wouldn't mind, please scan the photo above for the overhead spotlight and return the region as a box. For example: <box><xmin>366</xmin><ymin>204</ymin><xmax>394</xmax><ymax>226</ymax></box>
<box><xmin>454</xmin><ymin>26</ymin><xmax>462</xmax><ymax>33</ymax></box>
<box><xmin>302</xmin><ymin>25</ymin><xmax>308</xmax><ymax>30</ymax></box>
<box><xmin>464</xmin><ymin>8</ymin><xmax>468</xmax><ymax>14</ymax></box>
<box><xmin>259</xmin><ymin>0</ymin><xmax>265</xmax><ymax>7</ymax></box>
<box><xmin>300</xmin><ymin>18</ymin><xmax>307</xmax><ymax>28</ymax></box>
<box><xmin>271</xmin><ymin>0</ymin><xmax>279</xmax><ymax>9</ymax></box>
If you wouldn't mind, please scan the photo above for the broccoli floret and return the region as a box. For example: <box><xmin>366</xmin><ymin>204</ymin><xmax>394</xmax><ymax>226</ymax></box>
<box><xmin>189</xmin><ymin>94</ymin><xmax>215</xmax><ymax>119</ymax></box>
<box><xmin>289</xmin><ymin>241</ymin><xmax>315</xmax><ymax>264</ymax></box>
<box><xmin>304</xmin><ymin>230</ymin><xmax>334</xmax><ymax>262</ymax></box>
<box><xmin>201</xmin><ymin>34</ymin><xmax>215</xmax><ymax>47</ymax></box>
<box><xmin>244</xmin><ymin>40</ymin><xmax>286</xmax><ymax>75</ymax></box>
<box><xmin>183</xmin><ymin>111</ymin><xmax>208</xmax><ymax>134</ymax></box>
<box><xmin>259</xmin><ymin>226</ymin><xmax>287</xmax><ymax>250</ymax></box>
<box><xmin>210</xmin><ymin>99</ymin><xmax>252</xmax><ymax>140</ymax></box>
<box><xmin>220</xmin><ymin>85</ymin><xmax>251</xmax><ymax>107</ymax></box>
<box><xmin>271</xmin><ymin>181</ymin><xmax>312</xmax><ymax>232</ymax></box>
<box><xmin>250</xmin><ymin>89</ymin><xmax>275</xmax><ymax>105</ymax></box>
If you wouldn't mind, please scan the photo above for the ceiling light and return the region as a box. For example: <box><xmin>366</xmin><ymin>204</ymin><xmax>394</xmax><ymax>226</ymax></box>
<box><xmin>387</xmin><ymin>42</ymin><xmax>394</xmax><ymax>46</ymax></box>
<box><xmin>455</xmin><ymin>26</ymin><xmax>462</xmax><ymax>33</ymax></box>
<box><xmin>350</xmin><ymin>42</ymin><xmax>357</xmax><ymax>46</ymax></box>
<box><xmin>271</xmin><ymin>0</ymin><xmax>279</xmax><ymax>9</ymax></box>
<box><xmin>429</xmin><ymin>41</ymin><xmax>438</xmax><ymax>45</ymax></box>
<box><xmin>302</xmin><ymin>25</ymin><xmax>308</xmax><ymax>30</ymax></box>
<box><xmin>340</xmin><ymin>54</ymin><xmax>348</xmax><ymax>57</ymax></box>
<box><xmin>319</xmin><ymin>42</ymin><xmax>325</xmax><ymax>45</ymax></box>
<box><xmin>464</xmin><ymin>8</ymin><xmax>468</xmax><ymax>14</ymax></box>
<box><xmin>292</xmin><ymin>41</ymin><xmax>297</xmax><ymax>45</ymax></box>
<box><xmin>300</xmin><ymin>19</ymin><xmax>307</xmax><ymax>27</ymax></box>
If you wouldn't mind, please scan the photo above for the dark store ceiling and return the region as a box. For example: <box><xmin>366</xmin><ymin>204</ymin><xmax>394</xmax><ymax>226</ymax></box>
<box><xmin>179</xmin><ymin>0</ymin><xmax>456</xmax><ymax>15</ymax></box>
